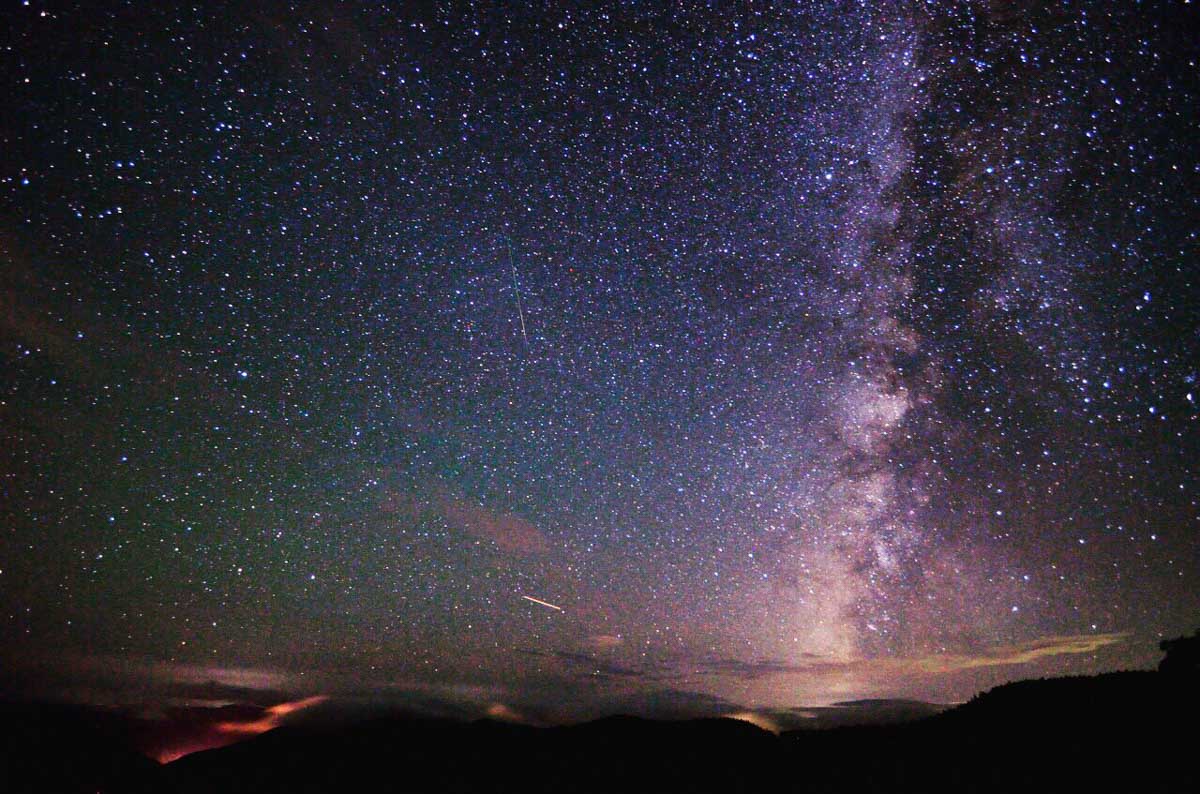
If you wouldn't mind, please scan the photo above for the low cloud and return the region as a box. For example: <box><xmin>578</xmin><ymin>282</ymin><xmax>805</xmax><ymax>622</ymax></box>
<box><xmin>521</xmin><ymin>648</ymin><xmax>829</xmax><ymax>684</ymax></box>
<box><xmin>163</xmin><ymin>680</ymin><xmax>290</xmax><ymax>708</ymax></box>
<box><xmin>149</xmin><ymin>662</ymin><xmax>293</xmax><ymax>692</ymax></box>
<box><xmin>522</xmin><ymin>633</ymin><xmax>1128</xmax><ymax>692</ymax></box>
<box><xmin>681</xmin><ymin>655</ymin><xmax>827</xmax><ymax>680</ymax></box>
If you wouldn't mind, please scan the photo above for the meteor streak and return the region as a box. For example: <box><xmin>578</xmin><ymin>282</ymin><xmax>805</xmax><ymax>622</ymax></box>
<box><xmin>521</xmin><ymin>595</ymin><xmax>562</xmax><ymax>612</ymax></box>
<box><xmin>507</xmin><ymin>240</ymin><xmax>528</xmax><ymax>345</ymax></box>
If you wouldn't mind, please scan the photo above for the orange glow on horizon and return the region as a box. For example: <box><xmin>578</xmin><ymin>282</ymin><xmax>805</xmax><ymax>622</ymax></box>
<box><xmin>215</xmin><ymin>695</ymin><xmax>329</xmax><ymax>736</ymax></box>
<box><xmin>153</xmin><ymin>695</ymin><xmax>330</xmax><ymax>763</ymax></box>
<box><xmin>155</xmin><ymin>740</ymin><xmax>226</xmax><ymax>764</ymax></box>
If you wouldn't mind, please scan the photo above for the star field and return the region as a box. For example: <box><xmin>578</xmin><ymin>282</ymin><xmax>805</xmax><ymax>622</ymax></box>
<box><xmin>1</xmin><ymin>0</ymin><xmax>1198</xmax><ymax>721</ymax></box>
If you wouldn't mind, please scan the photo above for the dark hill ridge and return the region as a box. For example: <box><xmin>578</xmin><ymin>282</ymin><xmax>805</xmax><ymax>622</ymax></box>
<box><xmin>0</xmin><ymin>702</ymin><xmax>161</xmax><ymax>794</ymax></box>
<box><xmin>782</xmin><ymin>671</ymin><xmax>1197</xmax><ymax>794</ymax></box>
<box><xmin>162</xmin><ymin>712</ymin><xmax>782</xmax><ymax>794</ymax></box>
<box><xmin>788</xmin><ymin>697</ymin><xmax>945</xmax><ymax>728</ymax></box>
<box><xmin>1</xmin><ymin>671</ymin><xmax>1196</xmax><ymax>793</ymax></box>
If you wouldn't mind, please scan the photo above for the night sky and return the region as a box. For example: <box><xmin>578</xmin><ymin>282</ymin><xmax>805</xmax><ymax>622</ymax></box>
<box><xmin>2</xmin><ymin>0</ymin><xmax>1198</xmax><ymax>751</ymax></box>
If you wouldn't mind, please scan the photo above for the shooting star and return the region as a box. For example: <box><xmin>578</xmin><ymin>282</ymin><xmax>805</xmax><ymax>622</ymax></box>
<box><xmin>507</xmin><ymin>240</ymin><xmax>529</xmax><ymax>345</ymax></box>
<box><xmin>521</xmin><ymin>595</ymin><xmax>563</xmax><ymax>612</ymax></box>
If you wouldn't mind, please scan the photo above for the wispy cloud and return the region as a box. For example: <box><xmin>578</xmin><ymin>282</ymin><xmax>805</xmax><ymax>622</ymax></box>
<box><xmin>521</xmin><ymin>649</ymin><xmax>650</xmax><ymax>681</ymax></box>
<box><xmin>379</xmin><ymin>479</ymin><xmax>549</xmax><ymax>556</ymax></box>
<box><xmin>900</xmin><ymin>633</ymin><xmax>1130</xmax><ymax>675</ymax></box>
<box><xmin>437</xmin><ymin>491</ymin><xmax>548</xmax><ymax>555</ymax></box>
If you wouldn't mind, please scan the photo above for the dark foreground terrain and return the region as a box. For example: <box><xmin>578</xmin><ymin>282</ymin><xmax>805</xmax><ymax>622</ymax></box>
<box><xmin>2</xmin><ymin>671</ymin><xmax>1196</xmax><ymax>793</ymax></box>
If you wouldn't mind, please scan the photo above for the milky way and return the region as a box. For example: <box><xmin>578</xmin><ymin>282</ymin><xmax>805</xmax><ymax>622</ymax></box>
<box><xmin>1</xmin><ymin>1</ymin><xmax>1197</xmax><ymax>728</ymax></box>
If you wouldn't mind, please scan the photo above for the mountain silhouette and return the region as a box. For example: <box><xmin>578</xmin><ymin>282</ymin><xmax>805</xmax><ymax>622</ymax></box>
<box><xmin>1</xmin><ymin>669</ymin><xmax>1196</xmax><ymax>792</ymax></box>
